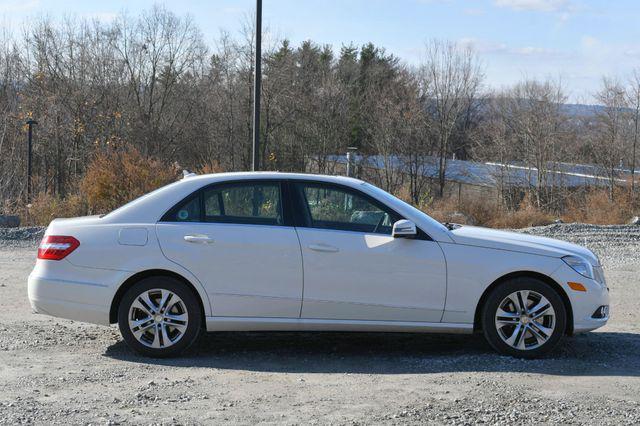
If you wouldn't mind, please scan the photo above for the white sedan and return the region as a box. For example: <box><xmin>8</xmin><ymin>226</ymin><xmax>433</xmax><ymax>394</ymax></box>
<box><xmin>28</xmin><ymin>172</ymin><xmax>609</xmax><ymax>358</ymax></box>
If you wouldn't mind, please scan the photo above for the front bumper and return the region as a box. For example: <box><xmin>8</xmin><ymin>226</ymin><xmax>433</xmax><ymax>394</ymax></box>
<box><xmin>551</xmin><ymin>264</ymin><xmax>610</xmax><ymax>333</ymax></box>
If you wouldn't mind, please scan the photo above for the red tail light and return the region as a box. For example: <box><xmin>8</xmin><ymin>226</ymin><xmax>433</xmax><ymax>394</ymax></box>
<box><xmin>38</xmin><ymin>236</ymin><xmax>80</xmax><ymax>260</ymax></box>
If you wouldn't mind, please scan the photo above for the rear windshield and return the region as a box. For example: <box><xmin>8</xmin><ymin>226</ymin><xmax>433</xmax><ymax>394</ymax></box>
<box><xmin>102</xmin><ymin>181</ymin><xmax>181</xmax><ymax>218</ymax></box>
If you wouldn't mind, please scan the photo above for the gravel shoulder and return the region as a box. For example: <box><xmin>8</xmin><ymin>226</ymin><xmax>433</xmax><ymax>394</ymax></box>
<box><xmin>0</xmin><ymin>224</ymin><xmax>639</xmax><ymax>424</ymax></box>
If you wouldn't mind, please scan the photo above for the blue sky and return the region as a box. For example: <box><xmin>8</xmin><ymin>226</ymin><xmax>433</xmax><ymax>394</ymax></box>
<box><xmin>1</xmin><ymin>0</ymin><xmax>639</xmax><ymax>102</ymax></box>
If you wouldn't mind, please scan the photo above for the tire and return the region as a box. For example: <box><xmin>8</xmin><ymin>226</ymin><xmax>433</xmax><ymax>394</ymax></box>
<box><xmin>118</xmin><ymin>276</ymin><xmax>202</xmax><ymax>358</ymax></box>
<box><xmin>481</xmin><ymin>277</ymin><xmax>567</xmax><ymax>359</ymax></box>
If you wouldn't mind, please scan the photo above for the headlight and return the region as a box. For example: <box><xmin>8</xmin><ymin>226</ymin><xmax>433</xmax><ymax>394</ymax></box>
<box><xmin>562</xmin><ymin>255</ymin><xmax>593</xmax><ymax>280</ymax></box>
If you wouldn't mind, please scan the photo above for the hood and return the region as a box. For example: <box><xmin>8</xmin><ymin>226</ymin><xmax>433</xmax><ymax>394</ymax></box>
<box><xmin>449</xmin><ymin>225</ymin><xmax>600</xmax><ymax>266</ymax></box>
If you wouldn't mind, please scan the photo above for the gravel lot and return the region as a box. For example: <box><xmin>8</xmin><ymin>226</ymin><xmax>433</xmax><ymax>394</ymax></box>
<box><xmin>1</xmin><ymin>224</ymin><xmax>639</xmax><ymax>425</ymax></box>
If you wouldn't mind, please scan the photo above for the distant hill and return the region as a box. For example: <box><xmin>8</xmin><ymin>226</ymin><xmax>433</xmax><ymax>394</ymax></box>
<box><xmin>560</xmin><ymin>103</ymin><xmax>608</xmax><ymax>117</ymax></box>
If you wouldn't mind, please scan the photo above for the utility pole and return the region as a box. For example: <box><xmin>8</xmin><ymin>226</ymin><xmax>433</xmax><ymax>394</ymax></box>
<box><xmin>26</xmin><ymin>119</ymin><xmax>37</xmax><ymax>202</ymax></box>
<box><xmin>252</xmin><ymin>0</ymin><xmax>262</xmax><ymax>171</ymax></box>
<box><xmin>346</xmin><ymin>147</ymin><xmax>358</xmax><ymax>177</ymax></box>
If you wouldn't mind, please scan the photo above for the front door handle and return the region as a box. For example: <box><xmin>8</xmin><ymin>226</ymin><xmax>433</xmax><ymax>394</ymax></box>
<box><xmin>308</xmin><ymin>243</ymin><xmax>339</xmax><ymax>253</ymax></box>
<box><xmin>184</xmin><ymin>234</ymin><xmax>214</xmax><ymax>244</ymax></box>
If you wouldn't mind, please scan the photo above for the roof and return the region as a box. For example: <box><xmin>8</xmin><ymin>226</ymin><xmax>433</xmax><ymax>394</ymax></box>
<box><xmin>181</xmin><ymin>171</ymin><xmax>366</xmax><ymax>186</ymax></box>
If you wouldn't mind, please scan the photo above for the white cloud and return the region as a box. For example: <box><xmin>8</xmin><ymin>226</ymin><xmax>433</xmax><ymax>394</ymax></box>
<box><xmin>458</xmin><ymin>37</ymin><xmax>563</xmax><ymax>58</ymax></box>
<box><xmin>494</xmin><ymin>0</ymin><xmax>568</xmax><ymax>12</ymax></box>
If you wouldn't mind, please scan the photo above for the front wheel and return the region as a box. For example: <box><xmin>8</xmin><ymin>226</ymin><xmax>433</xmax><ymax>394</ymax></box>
<box><xmin>482</xmin><ymin>277</ymin><xmax>567</xmax><ymax>358</ymax></box>
<box><xmin>118</xmin><ymin>276</ymin><xmax>202</xmax><ymax>357</ymax></box>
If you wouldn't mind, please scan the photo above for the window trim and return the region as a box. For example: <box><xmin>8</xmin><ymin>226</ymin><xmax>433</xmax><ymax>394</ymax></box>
<box><xmin>160</xmin><ymin>179</ymin><xmax>292</xmax><ymax>227</ymax></box>
<box><xmin>289</xmin><ymin>180</ymin><xmax>431</xmax><ymax>240</ymax></box>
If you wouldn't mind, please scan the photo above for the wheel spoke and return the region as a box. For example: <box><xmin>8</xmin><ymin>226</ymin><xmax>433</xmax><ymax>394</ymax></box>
<box><xmin>158</xmin><ymin>290</ymin><xmax>173</xmax><ymax>313</ymax></box>
<box><xmin>130</xmin><ymin>319</ymin><xmax>155</xmax><ymax>339</ymax></box>
<box><xmin>530</xmin><ymin>320</ymin><xmax>553</xmax><ymax>338</ymax></box>
<box><xmin>131</xmin><ymin>299</ymin><xmax>154</xmax><ymax>316</ymax></box>
<box><xmin>160</xmin><ymin>323</ymin><xmax>172</xmax><ymax>346</ymax></box>
<box><xmin>150</xmin><ymin>324</ymin><xmax>162</xmax><ymax>348</ymax></box>
<box><xmin>528</xmin><ymin>297</ymin><xmax>552</xmax><ymax>319</ymax></box>
<box><xmin>528</xmin><ymin>323</ymin><xmax>549</xmax><ymax>345</ymax></box>
<box><xmin>516</xmin><ymin>290</ymin><xmax>530</xmax><ymax>312</ymax></box>
<box><xmin>505</xmin><ymin>323</ymin><xmax>523</xmax><ymax>347</ymax></box>
<box><xmin>495</xmin><ymin>308</ymin><xmax>520</xmax><ymax>327</ymax></box>
<box><xmin>139</xmin><ymin>292</ymin><xmax>158</xmax><ymax>314</ymax></box>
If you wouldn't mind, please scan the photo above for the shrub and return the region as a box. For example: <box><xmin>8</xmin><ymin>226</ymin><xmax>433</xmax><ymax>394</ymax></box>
<box><xmin>22</xmin><ymin>192</ymin><xmax>86</xmax><ymax>226</ymax></box>
<box><xmin>81</xmin><ymin>147</ymin><xmax>180</xmax><ymax>214</ymax></box>
<box><xmin>422</xmin><ymin>196</ymin><xmax>497</xmax><ymax>226</ymax></box>
<box><xmin>488</xmin><ymin>197</ymin><xmax>554</xmax><ymax>229</ymax></box>
<box><xmin>562</xmin><ymin>188</ymin><xmax>637</xmax><ymax>225</ymax></box>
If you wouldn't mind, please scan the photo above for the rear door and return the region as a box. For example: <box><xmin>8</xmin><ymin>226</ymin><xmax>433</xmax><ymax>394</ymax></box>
<box><xmin>292</xmin><ymin>181</ymin><xmax>447</xmax><ymax>322</ymax></box>
<box><xmin>156</xmin><ymin>180</ymin><xmax>303</xmax><ymax>318</ymax></box>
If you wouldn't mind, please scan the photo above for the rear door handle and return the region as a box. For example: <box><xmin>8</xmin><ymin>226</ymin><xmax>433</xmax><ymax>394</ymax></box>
<box><xmin>184</xmin><ymin>235</ymin><xmax>214</xmax><ymax>244</ymax></box>
<box><xmin>308</xmin><ymin>243</ymin><xmax>339</xmax><ymax>253</ymax></box>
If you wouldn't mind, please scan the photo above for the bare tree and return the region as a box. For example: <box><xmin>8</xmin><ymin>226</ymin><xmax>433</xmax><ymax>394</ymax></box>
<box><xmin>628</xmin><ymin>70</ymin><xmax>640</xmax><ymax>195</ymax></box>
<box><xmin>419</xmin><ymin>40</ymin><xmax>483</xmax><ymax>197</ymax></box>
<box><xmin>594</xmin><ymin>77</ymin><xmax>629</xmax><ymax>200</ymax></box>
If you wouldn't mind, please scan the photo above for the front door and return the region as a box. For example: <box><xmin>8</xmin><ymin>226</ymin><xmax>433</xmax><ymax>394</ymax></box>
<box><xmin>156</xmin><ymin>180</ymin><xmax>303</xmax><ymax>318</ymax></box>
<box><xmin>292</xmin><ymin>182</ymin><xmax>447</xmax><ymax>322</ymax></box>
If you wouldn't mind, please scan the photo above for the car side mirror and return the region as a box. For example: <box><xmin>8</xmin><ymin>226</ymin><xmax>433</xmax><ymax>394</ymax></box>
<box><xmin>392</xmin><ymin>219</ymin><xmax>417</xmax><ymax>238</ymax></box>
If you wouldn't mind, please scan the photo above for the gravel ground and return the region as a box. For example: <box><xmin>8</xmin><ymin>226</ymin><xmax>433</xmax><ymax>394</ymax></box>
<box><xmin>0</xmin><ymin>224</ymin><xmax>639</xmax><ymax>425</ymax></box>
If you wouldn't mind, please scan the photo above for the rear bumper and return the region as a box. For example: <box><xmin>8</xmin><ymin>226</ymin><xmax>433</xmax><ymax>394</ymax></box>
<box><xmin>28</xmin><ymin>273</ymin><xmax>111</xmax><ymax>326</ymax></box>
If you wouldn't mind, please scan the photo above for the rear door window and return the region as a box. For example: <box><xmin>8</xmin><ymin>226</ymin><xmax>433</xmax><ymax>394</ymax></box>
<box><xmin>203</xmin><ymin>183</ymin><xmax>283</xmax><ymax>225</ymax></box>
<box><xmin>163</xmin><ymin>181</ymin><xmax>284</xmax><ymax>226</ymax></box>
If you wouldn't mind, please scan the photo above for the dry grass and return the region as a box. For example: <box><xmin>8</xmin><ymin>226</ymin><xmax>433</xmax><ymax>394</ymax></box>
<box><xmin>425</xmin><ymin>196</ymin><xmax>497</xmax><ymax>226</ymax></box>
<box><xmin>562</xmin><ymin>188</ymin><xmax>636</xmax><ymax>225</ymax></box>
<box><xmin>419</xmin><ymin>188</ymin><xmax>638</xmax><ymax>229</ymax></box>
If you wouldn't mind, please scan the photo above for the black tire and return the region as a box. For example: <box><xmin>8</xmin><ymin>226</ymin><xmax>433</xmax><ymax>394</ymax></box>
<box><xmin>482</xmin><ymin>277</ymin><xmax>567</xmax><ymax>359</ymax></box>
<box><xmin>118</xmin><ymin>276</ymin><xmax>202</xmax><ymax>358</ymax></box>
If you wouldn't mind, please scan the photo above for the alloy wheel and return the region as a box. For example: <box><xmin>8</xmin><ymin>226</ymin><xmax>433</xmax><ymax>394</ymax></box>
<box><xmin>128</xmin><ymin>288</ymin><xmax>189</xmax><ymax>349</ymax></box>
<box><xmin>494</xmin><ymin>290</ymin><xmax>556</xmax><ymax>351</ymax></box>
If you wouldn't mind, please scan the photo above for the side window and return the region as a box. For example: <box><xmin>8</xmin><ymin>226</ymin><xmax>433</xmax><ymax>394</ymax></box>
<box><xmin>172</xmin><ymin>196</ymin><xmax>201</xmax><ymax>222</ymax></box>
<box><xmin>163</xmin><ymin>181</ymin><xmax>284</xmax><ymax>226</ymax></box>
<box><xmin>202</xmin><ymin>182</ymin><xmax>283</xmax><ymax>225</ymax></box>
<box><xmin>297</xmin><ymin>183</ymin><xmax>399</xmax><ymax>234</ymax></box>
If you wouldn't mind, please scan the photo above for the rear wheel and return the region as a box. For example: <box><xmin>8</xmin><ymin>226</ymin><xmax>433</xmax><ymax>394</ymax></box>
<box><xmin>118</xmin><ymin>276</ymin><xmax>202</xmax><ymax>357</ymax></box>
<box><xmin>482</xmin><ymin>277</ymin><xmax>566</xmax><ymax>358</ymax></box>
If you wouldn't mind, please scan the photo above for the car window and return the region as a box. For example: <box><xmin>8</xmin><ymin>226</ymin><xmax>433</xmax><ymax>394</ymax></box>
<box><xmin>163</xmin><ymin>181</ymin><xmax>284</xmax><ymax>226</ymax></box>
<box><xmin>202</xmin><ymin>183</ymin><xmax>283</xmax><ymax>225</ymax></box>
<box><xmin>297</xmin><ymin>183</ymin><xmax>398</xmax><ymax>234</ymax></box>
<box><xmin>173</xmin><ymin>195</ymin><xmax>201</xmax><ymax>222</ymax></box>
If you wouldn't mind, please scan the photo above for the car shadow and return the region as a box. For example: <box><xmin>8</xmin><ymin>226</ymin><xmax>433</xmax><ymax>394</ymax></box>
<box><xmin>103</xmin><ymin>330</ymin><xmax>640</xmax><ymax>377</ymax></box>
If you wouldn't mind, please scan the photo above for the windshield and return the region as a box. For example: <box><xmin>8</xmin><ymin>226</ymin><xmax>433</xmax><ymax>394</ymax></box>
<box><xmin>361</xmin><ymin>183</ymin><xmax>450</xmax><ymax>233</ymax></box>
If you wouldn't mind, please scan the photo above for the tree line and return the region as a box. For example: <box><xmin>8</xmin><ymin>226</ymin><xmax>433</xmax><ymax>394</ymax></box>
<box><xmin>0</xmin><ymin>5</ymin><xmax>638</xmax><ymax>217</ymax></box>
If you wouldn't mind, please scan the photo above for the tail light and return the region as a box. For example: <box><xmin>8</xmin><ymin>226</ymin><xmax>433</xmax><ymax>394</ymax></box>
<box><xmin>38</xmin><ymin>236</ymin><xmax>80</xmax><ymax>260</ymax></box>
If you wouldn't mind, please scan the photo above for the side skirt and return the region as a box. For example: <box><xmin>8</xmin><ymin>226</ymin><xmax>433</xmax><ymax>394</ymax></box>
<box><xmin>205</xmin><ymin>316</ymin><xmax>473</xmax><ymax>334</ymax></box>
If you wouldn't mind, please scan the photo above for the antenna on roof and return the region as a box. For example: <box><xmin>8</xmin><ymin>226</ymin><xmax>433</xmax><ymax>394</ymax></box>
<box><xmin>182</xmin><ymin>170</ymin><xmax>197</xmax><ymax>179</ymax></box>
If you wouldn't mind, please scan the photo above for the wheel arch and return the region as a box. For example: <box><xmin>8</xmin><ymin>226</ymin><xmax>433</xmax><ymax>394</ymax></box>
<box><xmin>473</xmin><ymin>271</ymin><xmax>574</xmax><ymax>335</ymax></box>
<box><xmin>109</xmin><ymin>269</ymin><xmax>206</xmax><ymax>325</ymax></box>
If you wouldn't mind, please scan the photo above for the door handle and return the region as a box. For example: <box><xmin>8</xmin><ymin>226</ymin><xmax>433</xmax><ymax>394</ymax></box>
<box><xmin>308</xmin><ymin>243</ymin><xmax>339</xmax><ymax>253</ymax></box>
<box><xmin>184</xmin><ymin>235</ymin><xmax>214</xmax><ymax>244</ymax></box>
